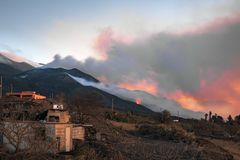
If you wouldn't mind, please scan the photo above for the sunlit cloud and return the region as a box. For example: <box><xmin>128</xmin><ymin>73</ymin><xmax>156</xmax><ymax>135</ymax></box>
<box><xmin>92</xmin><ymin>28</ymin><xmax>134</xmax><ymax>60</ymax></box>
<box><xmin>167</xmin><ymin>66</ymin><xmax>240</xmax><ymax>117</ymax></box>
<box><xmin>118</xmin><ymin>79</ymin><xmax>158</xmax><ymax>96</ymax></box>
<box><xmin>178</xmin><ymin>13</ymin><xmax>240</xmax><ymax>35</ymax></box>
<box><xmin>44</xmin><ymin>11</ymin><xmax>240</xmax><ymax>117</ymax></box>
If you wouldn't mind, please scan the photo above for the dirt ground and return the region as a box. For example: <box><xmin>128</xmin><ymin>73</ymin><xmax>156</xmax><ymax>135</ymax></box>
<box><xmin>109</xmin><ymin>120</ymin><xmax>137</xmax><ymax>131</ymax></box>
<box><xmin>76</xmin><ymin>110</ymin><xmax>235</xmax><ymax>160</ymax></box>
<box><xmin>109</xmin><ymin>120</ymin><xmax>235</xmax><ymax>160</ymax></box>
<box><xmin>209</xmin><ymin>139</ymin><xmax>240</xmax><ymax>160</ymax></box>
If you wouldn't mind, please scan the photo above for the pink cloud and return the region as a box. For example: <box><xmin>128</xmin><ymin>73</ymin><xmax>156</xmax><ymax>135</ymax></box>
<box><xmin>179</xmin><ymin>13</ymin><xmax>240</xmax><ymax>35</ymax></box>
<box><xmin>118</xmin><ymin>78</ymin><xmax>158</xmax><ymax>96</ymax></box>
<box><xmin>97</xmin><ymin>75</ymin><xmax>110</xmax><ymax>84</ymax></box>
<box><xmin>167</xmin><ymin>65</ymin><xmax>240</xmax><ymax>118</ymax></box>
<box><xmin>0</xmin><ymin>52</ymin><xmax>27</xmax><ymax>63</ymax></box>
<box><xmin>92</xmin><ymin>28</ymin><xmax>134</xmax><ymax>60</ymax></box>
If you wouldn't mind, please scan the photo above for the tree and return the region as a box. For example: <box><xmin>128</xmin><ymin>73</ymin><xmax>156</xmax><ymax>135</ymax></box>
<box><xmin>209</xmin><ymin>111</ymin><xmax>212</xmax><ymax>122</ymax></box>
<box><xmin>55</xmin><ymin>92</ymin><xmax>68</xmax><ymax>110</ymax></box>
<box><xmin>234</xmin><ymin>115</ymin><xmax>240</xmax><ymax>125</ymax></box>
<box><xmin>212</xmin><ymin>114</ymin><xmax>224</xmax><ymax>124</ymax></box>
<box><xmin>227</xmin><ymin>115</ymin><xmax>233</xmax><ymax>125</ymax></box>
<box><xmin>70</xmin><ymin>93</ymin><xmax>103</xmax><ymax>123</ymax></box>
<box><xmin>204</xmin><ymin>113</ymin><xmax>208</xmax><ymax>121</ymax></box>
<box><xmin>162</xmin><ymin>110</ymin><xmax>171</xmax><ymax>123</ymax></box>
<box><xmin>0</xmin><ymin>111</ymin><xmax>56</xmax><ymax>159</ymax></box>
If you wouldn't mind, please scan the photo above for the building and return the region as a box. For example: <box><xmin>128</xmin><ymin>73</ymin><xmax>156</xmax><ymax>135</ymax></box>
<box><xmin>6</xmin><ymin>91</ymin><xmax>46</xmax><ymax>100</ymax></box>
<box><xmin>1</xmin><ymin>105</ymin><xmax>85</xmax><ymax>153</ymax></box>
<box><xmin>43</xmin><ymin>109</ymin><xmax>85</xmax><ymax>152</ymax></box>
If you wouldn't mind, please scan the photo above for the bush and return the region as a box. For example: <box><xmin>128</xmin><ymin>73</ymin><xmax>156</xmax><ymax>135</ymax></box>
<box><xmin>181</xmin><ymin>122</ymin><xmax>194</xmax><ymax>132</ymax></box>
<box><xmin>192</xmin><ymin>120</ymin><xmax>231</xmax><ymax>139</ymax></box>
<box><xmin>154</xmin><ymin>110</ymin><xmax>172</xmax><ymax>123</ymax></box>
<box><xmin>138</xmin><ymin>124</ymin><xmax>195</xmax><ymax>144</ymax></box>
<box><xmin>104</xmin><ymin>111</ymin><xmax>129</xmax><ymax>123</ymax></box>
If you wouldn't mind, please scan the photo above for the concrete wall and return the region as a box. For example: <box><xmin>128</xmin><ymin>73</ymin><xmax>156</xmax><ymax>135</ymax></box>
<box><xmin>47</xmin><ymin>110</ymin><xmax>70</xmax><ymax>123</ymax></box>
<box><xmin>45</xmin><ymin>123</ymin><xmax>85</xmax><ymax>152</ymax></box>
<box><xmin>73</xmin><ymin>127</ymin><xmax>85</xmax><ymax>141</ymax></box>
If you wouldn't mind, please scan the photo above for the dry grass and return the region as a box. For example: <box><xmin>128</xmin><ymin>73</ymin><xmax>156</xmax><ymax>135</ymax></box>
<box><xmin>109</xmin><ymin>120</ymin><xmax>137</xmax><ymax>131</ymax></box>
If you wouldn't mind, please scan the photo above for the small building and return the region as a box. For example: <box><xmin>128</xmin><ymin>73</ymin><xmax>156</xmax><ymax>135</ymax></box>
<box><xmin>6</xmin><ymin>91</ymin><xmax>46</xmax><ymax>100</ymax></box>
<box><xmin>43</xmin><ymin>109</ymin><xmax>85</xmax><ymax>152</ymax></box>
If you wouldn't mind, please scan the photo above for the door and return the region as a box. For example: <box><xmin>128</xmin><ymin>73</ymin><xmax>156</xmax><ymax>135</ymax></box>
<box><xmin>65</xmin><ymin>127</ymin><xmax>71</xmax><ymax>152</ymax></box>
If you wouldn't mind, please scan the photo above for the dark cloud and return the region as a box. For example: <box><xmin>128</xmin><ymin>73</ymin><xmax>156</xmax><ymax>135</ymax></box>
<box><xmin>45</xmin><ymin>21</ymin><xmax>240</xmax><ymax>93</ymax></box>
<box><xmin>67</xmin><ymin>74</ymin><xmax>203</xmax><ymax>119</ymax></box>
<box><xmin>43</xmin><ymin>18</ymin><xmax>240</xmax><ymax>117</ymax></box>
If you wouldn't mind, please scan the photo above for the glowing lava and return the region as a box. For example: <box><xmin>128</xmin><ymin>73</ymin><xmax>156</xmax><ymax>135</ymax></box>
<box><xmin>135</xmin><ymin>98</ymin><xmax>142</xmax><ymax>105</ymax></box>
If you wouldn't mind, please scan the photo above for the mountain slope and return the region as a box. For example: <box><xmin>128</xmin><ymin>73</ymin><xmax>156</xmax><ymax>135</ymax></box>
<box><xmin>4</xmin><ymin>68</ymin><xmax>153</xmax><ymax>115</ymax></box>
<box><xmin>69</xmin><ymin>74</ymin><xmax>204</xmax><ymax>119</ymax></box>
<box><xmin>3</xmin><ymin>67</ymin><xmax>203</xmax><ymax>118</ymax></box>
<box><xmin>0</xmin><ymin>63</ymin><xmax>22</xmax><ymax>75</ymax></box>
<box><xmin>0</xmin><ymin>52</ymin><xmax>40</xmax><ymax>67</ymax></box>
<box><xmin>0</xmin><ymin>53</ymin><xmax>34</xmax><ymax>75</ymax></box>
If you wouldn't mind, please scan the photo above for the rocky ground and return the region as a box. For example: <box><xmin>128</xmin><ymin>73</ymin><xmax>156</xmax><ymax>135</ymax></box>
<box><xmin>72</xmin><ymin>109</ymin><xmax>235</xmax><ymax>160</ymax></box>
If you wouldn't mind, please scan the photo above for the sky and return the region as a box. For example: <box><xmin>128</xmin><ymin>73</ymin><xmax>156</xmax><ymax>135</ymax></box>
<box><xmin>0</xmin><ymin>0</ymin><xmax>238</xmax><ymax>62</ymax></box>
<box><xmin>1</xmin><ymin>0</ymin><xmax>240</xmax><ymax>117</ymax></box>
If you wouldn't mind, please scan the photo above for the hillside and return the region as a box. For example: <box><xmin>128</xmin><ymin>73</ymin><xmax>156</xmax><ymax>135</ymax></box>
<box><xmin>64</xmin><ymin>106</ymin><xmax>236</xmax><ymax>160</ymax></box>
<box><xmin>2</xmin><ymin>68</ymin><xmax>153</xmax><ymax>115</ymax></box>
<box><xmin>0</xmin><ymin>53</ymin><xmax>34</xmax><ymax>75</ymax></box>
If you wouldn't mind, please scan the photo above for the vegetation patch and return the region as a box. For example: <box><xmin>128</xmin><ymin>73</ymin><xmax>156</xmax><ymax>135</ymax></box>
<box><xmin>138</xmin><ymin>124</ymin><xmax>195</xmax><ymax>144</ymax></box>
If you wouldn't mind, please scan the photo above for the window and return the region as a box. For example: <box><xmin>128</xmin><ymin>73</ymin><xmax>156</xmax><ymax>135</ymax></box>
<box><xmin>48</xmin><ymin>116</ymin><xmax>60</xmax><ymax>122</ymax></box>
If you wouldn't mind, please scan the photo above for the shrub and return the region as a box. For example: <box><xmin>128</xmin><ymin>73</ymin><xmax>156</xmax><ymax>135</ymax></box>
<box><xmin>154</xmin><ymin>110</ymin><xmax>172</xmax><ymax>123</ymax></box>
<box><xmin>138</xmin><ymin>124</ymin><xmax>195</xmax><ymax>144</ymax></box>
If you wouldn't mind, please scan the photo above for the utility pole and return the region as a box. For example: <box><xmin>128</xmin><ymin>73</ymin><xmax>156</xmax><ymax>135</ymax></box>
<box><xmin>177</xmin><ymin>111</ymin><xmax>180</xmax><ymax>121</ymax></box>
<box><xmin>111</xmin><ymin>98</ymin><xmax>114</xmax><ymax>113</ymax></box>
<box><xmin>49</xmin><ymin>92</ymin><xmax>53</xmax><ymax>99</ymax></box>
<box><xmin>0</xmin><ymin>76</ymin><xmax>2</xmax><ymax>99</ymax></box>
<box><xmin>10</xmin><ymin>84</ymin><xmax>13</xmax><ymax>93</ymax></box>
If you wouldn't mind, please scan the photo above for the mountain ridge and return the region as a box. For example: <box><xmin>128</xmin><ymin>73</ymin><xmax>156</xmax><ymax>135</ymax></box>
<box><xmin>2</xmin><ymin>67</ymin><xmax>154</xmax><ymax>115</ymax></box>
<box><xmin>0</xmin><ymin>53</ymin><xmax>34</xmax><ymax>75</ymax></box>
<box><xmin>0</xmin><ymin>53</ymin><xmax>203</xmax><ymax>118</ymax></box>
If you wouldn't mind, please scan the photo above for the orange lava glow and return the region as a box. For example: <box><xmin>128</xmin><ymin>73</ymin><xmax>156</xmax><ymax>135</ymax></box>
<box><xmin>118</xmin><ymin>79</ymin><xmax>158</xmax><ymax>96</ymax></box>
<box><xmin>167</xmin><ymin>68</ymin><xmax>240</xmax><ymax>118</ymax></box>
<box><xmin>135</xmin><ymin>98</ymin><xmax>142</xmax><ymax>105</ymax></box>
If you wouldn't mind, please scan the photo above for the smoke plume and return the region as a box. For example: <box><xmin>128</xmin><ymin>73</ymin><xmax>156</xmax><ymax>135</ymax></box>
<box><xmin>68</xmin><ymin>74</ymin><xmax>203</xmax><ymax>119</ymax></box>
<box><xmin>44</xmin><ymin>14</ymin><xmax>240</xmax><ymax>117</ymax></box>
